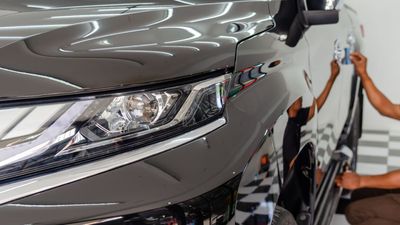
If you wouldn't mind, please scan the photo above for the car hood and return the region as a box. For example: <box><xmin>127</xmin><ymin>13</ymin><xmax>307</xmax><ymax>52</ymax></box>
<box><xmin>0</xmin><ymin>1</ymin><xmax>275</xmax><ymax>101</ymax></box>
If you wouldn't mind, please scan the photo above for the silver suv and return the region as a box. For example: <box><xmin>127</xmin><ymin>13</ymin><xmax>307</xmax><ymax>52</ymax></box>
<box><xmin>0</xmin><ymin>1</ymin><xmax>363</xmax><ymax>225</ymax></box>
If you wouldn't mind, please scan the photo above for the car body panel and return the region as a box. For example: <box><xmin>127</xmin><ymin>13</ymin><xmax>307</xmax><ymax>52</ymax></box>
<box><xmin>0</xmin><ymin>1</ymin><xmax>273</xmax><ymax>101</ymax></box>
<box><xmin>0</xmin><ymin>53</ymin><xmax>289</xmax><ymax>225</ymax></box>
<box><xmin>305</xmin><ymin>8</ymin><xmax>359</xmax><ymax>172</ymax></box>
<box><xmin>234</xmin><ymin>30</ymin><xmax>317</xmax><ymax>224</ymax></box>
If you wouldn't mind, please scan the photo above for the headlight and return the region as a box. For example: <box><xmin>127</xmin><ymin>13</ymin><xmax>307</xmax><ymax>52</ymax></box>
<box><xmin>0</xmin><ymin>74</ymin><xmax>230</xmax><ymax>183</ymax></box>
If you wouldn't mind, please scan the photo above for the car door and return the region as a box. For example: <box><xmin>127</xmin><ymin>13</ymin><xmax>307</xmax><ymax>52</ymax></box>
<box><xmin>233</xmin><ymin>1</ymin><xmax>358</xmax><ymax>224</ymax></box>
<box><xmin>304</xmin><ymin>8</ymin><xmax>356</xmax><ymax>172</ymax></box>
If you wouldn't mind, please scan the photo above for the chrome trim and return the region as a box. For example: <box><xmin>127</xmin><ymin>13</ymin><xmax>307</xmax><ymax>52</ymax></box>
<box><xmin>7</xmin><ymin>202</ymin><xmax>120</xmax><ymax>208</ymax></box>
<box><xmin>174</xmin><ymin>74</ymin><xmax>230</xmax><ymax>121</ymax></box>
<box><xmin>0</xmin><ymin>118</ymin><xmax>226</xmax><ymax>205</ymax></box>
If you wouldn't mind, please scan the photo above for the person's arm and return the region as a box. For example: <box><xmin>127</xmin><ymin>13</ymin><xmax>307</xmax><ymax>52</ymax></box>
<box><xmin>336</xmin><ymin>170</ymin><xmax>400</xmax><ymax>190</ymax></box>
<box><xmin>351</xmin><ymin>52</ymin><xmax>400</xmax><ymax>120</ymax></box>
<box><xmin>308</xmin><ymin>60</ymin><xmax>340</xmax><ymax>120</ymax></box>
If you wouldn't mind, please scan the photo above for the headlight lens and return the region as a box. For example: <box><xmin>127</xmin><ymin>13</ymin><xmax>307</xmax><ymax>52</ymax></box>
<box><xmin>83</xmin><ymin>91</ymin><xmax>181</xmax><ymax>140</ymax></box>
<box><xmin>0</xmin><ymin>74</ymin><xmax>230</xmax><ymax>183</ymax></box>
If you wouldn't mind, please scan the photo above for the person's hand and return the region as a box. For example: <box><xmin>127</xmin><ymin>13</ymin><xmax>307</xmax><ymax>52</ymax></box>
<box><xmin>330</xmin><ymin>60</ymin><xmax>340</xmax><ymax>79</ymax></box>
<box><xmin>350</xmin><ymin>52</ymin><xmax>368</xmax><ymax>77</ymax></box>
<box><xmin>316</xmin><ymin>168</ymin><xmax>324</xmax><ymax>186</ymax></box>
<box><xmin>335</xmin><ymin>171</ymin><xmax>362</xmax><ymax>190</ymax></box>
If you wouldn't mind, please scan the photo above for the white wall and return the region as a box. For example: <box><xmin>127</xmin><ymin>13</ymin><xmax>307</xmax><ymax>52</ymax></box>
<box><xmin>346</xmin><ymin>0</ymin><xmax>400</xmax><ymax>131</ymax></box>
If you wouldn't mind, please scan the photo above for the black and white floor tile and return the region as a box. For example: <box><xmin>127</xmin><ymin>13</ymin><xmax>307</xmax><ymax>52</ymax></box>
<box><xmin>331</xmin><ymin>129</ymin><xmax>400</xmax><ymax>225</ymax></box>
<box><xmin>356</xmin><ymin>130</ymin><xmax>400</xmax><ymax>175</ymax></box>
<box><xmin>235</xmin><ymin>151</ymin><xmax>281</xmax><ymax>225</ymax></box>
<box><xmin>233</xmin><ymin>128</ymin><xmax>399</xmax><ymax>225</ymax></box>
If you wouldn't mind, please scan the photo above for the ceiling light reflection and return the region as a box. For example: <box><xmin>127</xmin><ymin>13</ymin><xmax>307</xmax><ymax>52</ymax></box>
<box><xmin>99</xmin><ymin>40</ymin><xmax>111</xmax><ymax>45</ymax></box>
<box><xmin>59</xmin><ymin>48</ymin><xmax>73</xmax><ymax>53</ymax></box>
<box><xmin>0</xmin><ymin>36</ymin><xmax>26</xmax><ymax>40</ymax></box>
<box><xmin>97</xmin><ymin>8</ymin><xmax>131</xmax><ymax>12</ymax></box>
<box><xmin>147</xmin><ymin>8</ymin><xmax>173</xmax><ymax>26</ymax></box>
<box><xmin>128</xmin><ymin>6</ymin><xmax>171</xmax><ymax>11</ymax></box>
<box><xmin>27</xmin><ymin>3</ymin><xmax>155</xmax><ymax>10</ymax></box>
<box><xmin>26</xmin><ymin>4</ymin><xmax>52</xmax><ymax>9</ymax></box>
<box><xmin>162</xmin><ymin>45</ymin><xmax>200</xmax><ymax>51</ymax></box>
<box><xmin>174</xmin><ymin>0</ymin><xmax>195</xmax><ymax>5</ymax></box>
<box><xmin>220</xmin><ymin>12</ymin><xmax>257</xmax><ymax>24</ymax></box>
<box><xmin>189</xmin><ymin>2</ymin><xmax>233</xmax><ymax>23</ymax></box>
<box><xmin>256</xmin><ymin>16</ymin><xmax>273</xmax><ymax>24</ymax></box>
<box><xmin>51</xmin><ymin>14</ymin><xmax>119</xmax><ymax>19</ymax></box>
<box><xmin>72</xmin><ymin>28</ymin><xmax>150</xmax><ymax>46</ymax></box>
<box><xmin>82</xmin><ymin>21</ymin><xmax>100</xmax><ymax>38</ymax></box>
<box><xmin>115</xmin><ymin>50</ymin><xmax>174</xmax><ymax>57</ymax></box>
<box><xmin>193</xmin><ymin>41</ymin><xmax>220</xmax><ymax>47</ymax></box>
<box><xmin>89</xmin><ymin>43</ymin><xmax>158</xmax><ymax>51</ymax></box>
<box><xmin>0</xmin><ymin>67</ymin><xmax>82</xmax><ymax>89</ymax></box>
<box><xmin>218</xmin><ymin>35</ymin><xmax>239</xmax><ymax>43</ymax></box>
<box><xmin>0</xmin><ymin>24</ymin><xmax>68</xmax><ymax>30</ymax></box>
<box><xmin>160</xmin><ymin>26</ymin><xmax>201</xmax><ymax>44</ymax></box>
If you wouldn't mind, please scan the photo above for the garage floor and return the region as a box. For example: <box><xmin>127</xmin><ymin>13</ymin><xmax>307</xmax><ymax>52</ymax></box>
<box><xmin>356</xmin><ymin>130</ymin><xmax>400</xmax><ymax>174</ymax></box>
<box><xmin>330</xmin><ymin>129</ymin><xmax>400</xmax><ymax>225</ymax></box>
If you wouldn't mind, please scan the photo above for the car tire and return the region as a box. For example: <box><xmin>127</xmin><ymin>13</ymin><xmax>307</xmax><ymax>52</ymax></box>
<box><xmin>272</xmin><ymin>206</ymin><xmax>298</xmax><ymax>225</ymax></box>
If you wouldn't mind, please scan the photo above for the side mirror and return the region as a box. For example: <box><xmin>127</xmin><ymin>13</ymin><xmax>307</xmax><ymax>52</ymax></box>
<box><xmin>286</xmin><ymin>10</ymin><xmax>339</xmax><ymax>47</ymax></box>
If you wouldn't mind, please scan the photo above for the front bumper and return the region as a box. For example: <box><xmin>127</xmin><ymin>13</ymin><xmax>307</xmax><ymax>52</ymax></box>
<box><xmin>69</xmin><ymin>174</ymin><xmax>241</xmax><ymax>225</ymax></box>
<box><xmin>0</xmin><ymin>73</ymin><xmax>289</xmax><ymax>225</ymax></box>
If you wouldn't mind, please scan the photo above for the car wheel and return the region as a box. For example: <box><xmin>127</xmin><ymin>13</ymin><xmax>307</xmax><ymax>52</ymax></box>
<box><xmin>272</xmin><ymin>206</ymin><xmax>298</xmax><ymax>225</ymax></box>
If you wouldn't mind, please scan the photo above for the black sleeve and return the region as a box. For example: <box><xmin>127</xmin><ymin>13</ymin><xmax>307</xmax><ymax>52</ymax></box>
<box><xmin>296</xmin><ymin>107</ymin><xmax>311</xmax><ymax>126</ymax></box>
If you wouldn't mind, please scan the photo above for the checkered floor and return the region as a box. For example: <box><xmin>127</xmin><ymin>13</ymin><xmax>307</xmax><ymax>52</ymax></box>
<box><xmin>331</xmin><ymin>129</ymin><xmax>400</xmax><ymax>225</ymax></box>
<box><xmin>235</xmin><ymin>151</ymin><xmax>280</xmax><ymax>225</ymax></box>
<box><xmin>235</xmin><ymin>128</ymin><xmax>399</xmax><ymax>225</ymax></box>
<box><xmin>356</xmin><ymin>129</ymin><xmax>400</xmax><ymax>175</ymax></box>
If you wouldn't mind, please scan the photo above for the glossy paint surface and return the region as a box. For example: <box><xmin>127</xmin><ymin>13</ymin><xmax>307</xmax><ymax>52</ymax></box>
<box><xmin>233</xmin><ymin>28</ymin><xmax>318</xmax><ymax>224</ymax></box>
<box><xmin>0</xmin><ymin>0</ymin><xmax>273</xmax><ymax>101</ymax></box>
<box><xmin>306</xmin><ymin>9</ymin><xmax>359</xmax><ymax>172</ymax></box>
<box><xmin>0</xmin><ymin>1</ymin><xmax>362</xmax><ymax>225</ymax></box>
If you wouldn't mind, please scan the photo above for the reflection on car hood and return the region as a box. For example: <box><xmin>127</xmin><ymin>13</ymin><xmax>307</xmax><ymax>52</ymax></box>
<box><xmin>0</xmin><ymin>1</ymin><xmax>274</xmax><ymax>101</ymax></box>
<box><xmin>0</xmin><ymin>1</ymin><xmax>198</xmax><ymax>48</ymax></box>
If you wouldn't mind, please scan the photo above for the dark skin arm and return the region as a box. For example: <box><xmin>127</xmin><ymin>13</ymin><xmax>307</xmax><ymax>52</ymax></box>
<box><xmin>336</xmin><ymin>170</ymin><xmax>400</xmax><ymax>190</ymax></box>
<box><xmin>336</xmin><ymin>52</ymin><xmax>400</xmax><ymax>190</ymax></box>
<box><xmin>308</xmin><ymin>60</ymin><xmax>340</xmax><ymax>120</ymax></box>
<box><xmin>351</xmin><ymin>52</ymin><xmax>400</xmax><ymax>120</ymax></box>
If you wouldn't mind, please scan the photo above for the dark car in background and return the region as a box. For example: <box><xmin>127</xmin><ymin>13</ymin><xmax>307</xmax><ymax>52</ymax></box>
<box><xmin>0</xmin><ymin>0</ymin><xmax>363</xmax><ymax>225</ymax></box>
